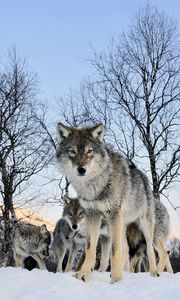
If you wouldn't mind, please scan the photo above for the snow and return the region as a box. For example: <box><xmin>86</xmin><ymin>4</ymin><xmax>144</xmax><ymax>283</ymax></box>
<box><xmin>0</xmin><ymin>268</ymin><xmax>180</xmax><ymax>300</ymax></box>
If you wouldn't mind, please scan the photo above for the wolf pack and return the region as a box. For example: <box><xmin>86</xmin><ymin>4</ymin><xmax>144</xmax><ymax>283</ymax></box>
<box><xmin>12</xmin><ymin>123</ymin><xmax>173</xmax><ymax>283</ymax></box>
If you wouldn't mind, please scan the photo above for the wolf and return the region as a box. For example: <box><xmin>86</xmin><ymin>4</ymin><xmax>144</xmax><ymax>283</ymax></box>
<box><xmin>56</xmin><ymin>123</ymin><xmax>158</xmax><ymax>283</ymax></box>
<box><xmin>127</xmin><ymin>222</ymin><xmax>147</xmax><ymax>272</ymax></box>
<box><xmin>128</xmin><ymin>199</ymin><xmax>173</xmax><ymax>273</ymax></box>
<box><xmin>12</xmin><ymin>223</ymin><xmax>51</xmax><ymax>270</ymax></box>
<box><xmin>52</xmin><ymin>196</ymin><xmax>87</xmax><ymax>272</ymax></box>
<box><xmin>52</xmin><ymin>195</ymin><xmax>111</xmax><ymax>273</ymax></box>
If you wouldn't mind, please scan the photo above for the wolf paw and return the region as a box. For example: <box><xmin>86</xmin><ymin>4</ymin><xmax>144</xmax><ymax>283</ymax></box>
<box><xmin>150</xmin><ymin>271</ymin><xmax>160</xmax><ymax>277</ymax></box>
<box><xmin>98</xmin><ymin>266</ymin><xmax>106</xmax><ymax>272</ymax></box>
<box><xmin>110</xmin><ymin>273</ymin><xmax>123</xmax><ymax>284</ymax></box>
<box><xmin>75</xmin><ymin>270</ymin><xmax>91</xmax><ymax>282</ymax></box>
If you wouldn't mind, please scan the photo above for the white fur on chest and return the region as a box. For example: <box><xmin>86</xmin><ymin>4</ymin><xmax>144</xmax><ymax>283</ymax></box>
<box><xmin>80</xmin><ymin>197</ymin><xmax>112</xmax><ymax>214</ymax></box>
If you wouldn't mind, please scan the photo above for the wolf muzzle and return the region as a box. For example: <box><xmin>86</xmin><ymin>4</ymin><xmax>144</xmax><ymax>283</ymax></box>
<box><xmin>77</xmin><ymin>165</ymin><xmax>86</xmax><ymax>176</ymax></box>
<box><xmin>72</xmin><ymin>224</ymin><xmax>78</xmax><ymax>230</ymax></box>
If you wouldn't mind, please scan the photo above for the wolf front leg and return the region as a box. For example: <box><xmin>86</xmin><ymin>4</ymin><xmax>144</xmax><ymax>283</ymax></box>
<box><xmin>64</xmin><ymin>253</ymin><xmax>73</xmax><ymax>272</ymax></box>
<box><xmin>14</xmin><ymin>252</ymin><xmax>24</xmax><ymax>268</ymax></box>
<box><xmin>76</xmin><ymin>213</ymin><xmax>101</xmax><ymax>282</ymax></box>
<box><xmin>140</xmin><ymin>217</ymin><xmax>158</xmax><ymax>277</ymax></box>
<box><xmin>165</xmin><ymin>254</ymin><xmax>173</xmax><ymax>273</ymax></box>
<box><xmin>109</xmin><ymin>213</ymin><xmax>125</xmax><ymax>283</ymax></box>
<box><xmin>33</xmin><ymin>254</ymin><xmax>47</xmax><ymax>270</ymax></box>
<box><xmin>154</xmin><ymin>238</ymin><xmax>173</xmax><ymax>273</ymax></box>
<box><xmin>130</xmin><ymin>255</ymin><xmax>139</xmax><ymax>273</ymax></box>
<box><xmin>98</xmin><ymin>236</ymin><xmax>111</xmax><ymax>272</ymax></box>
<box><xmin>64</xmin><ymin>242</ymin><xmax>77</xmax><ymax>272</ymax></box>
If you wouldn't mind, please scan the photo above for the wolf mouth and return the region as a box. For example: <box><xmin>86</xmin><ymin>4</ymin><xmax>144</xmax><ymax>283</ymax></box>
<box><xmin>66</xmin><ymin>231</ymin><xmax>78</xmax><ymax>240</ymax></box>
<box><xmin>77</xmin><ymin>173</ymin><xmax>86</xmax><ymax>177</ymax></box>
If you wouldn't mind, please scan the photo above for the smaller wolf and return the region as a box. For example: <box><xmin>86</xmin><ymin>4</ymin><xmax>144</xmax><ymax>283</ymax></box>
<box><xmin>128</xmin><ymin>199</ymin><xmax>173</xmax><ymax>273</ymax></box>
<box><xmin>127</xmin><ymin>223</ymin><xmax>149</xmax><ymax>272</ymax></box>
<box><xmin>52</xmin><ymin>196</ymin><xmax>87</xmax><ymax>272</ymax></box>
<box><xmin>52</xmin><ymin>196</ymin><xmax>111</xmax><ymax>273</ymax></box>
<box><xmin>12</xmin><ymin>223</ymin><xmax>51</xmax><ymax>270</ymax></box>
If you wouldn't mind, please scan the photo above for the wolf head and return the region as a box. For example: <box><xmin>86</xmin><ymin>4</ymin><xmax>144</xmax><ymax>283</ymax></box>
<box><xmin>56</xmin><ymin>123</ymin><xmax>109</xmax><ymax>182</ymax></box>
<box><xmin>13</xmin><ymin>223</ymin><xmax>51</xmax><ymax>258</ymax></box>
<box><xmin>62</xmin><ymin>195</ymin><xmax>86</xmax><ymax>237</ymax></box>
<box><xmin>38</xmin><ymin>224</ymin><xmax>51</xmax><ymax>257</ymax></box>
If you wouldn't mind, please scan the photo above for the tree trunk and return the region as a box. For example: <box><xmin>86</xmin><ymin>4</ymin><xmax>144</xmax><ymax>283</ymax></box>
<box><xmin>147</xmin><ymin>146</ymin><xmax>160</xmax><ymax>200</ymax></box>
<box><xmin>0</xmin><ymin>196</ymin><xmax>15</xmax><ymax>267</ymax></box>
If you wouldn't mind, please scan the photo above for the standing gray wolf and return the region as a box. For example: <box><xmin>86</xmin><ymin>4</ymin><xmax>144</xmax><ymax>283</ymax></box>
<box><xmin>56</xmin><ymin>123</ymin><xmax>158</xmax><ymax>283</ymax></box>
<box><xmin>52</xmin><ymin>196</ymin><xmax>87</xmax><ymax>272</ymax></box>
<box><xmin>128</xmin><ymin>199</ymin><xmax>173</xmax><ymax>273</ymax></box>
<box><xmin>12</xmin><ymin>223</ymin><xmax>51</xmax><ymax>270</ymax></box>
<box><xmin>52</xmin><ymin>195</ymin><xmax>111</xmax><ymax>273</ymax></box>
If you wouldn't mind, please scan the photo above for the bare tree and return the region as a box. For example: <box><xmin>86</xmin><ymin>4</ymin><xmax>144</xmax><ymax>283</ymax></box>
<box><xmin>0</xmin><ymin>49</ymin><xmax>53</xmax><ymax>266</ymax></box>
<box><xmin>56</xmin><ymin>4</ymin><xmax>180</xmax><ymax>200</ymax></box>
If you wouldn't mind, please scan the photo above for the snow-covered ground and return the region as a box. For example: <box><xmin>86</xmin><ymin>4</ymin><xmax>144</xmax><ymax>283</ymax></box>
<box><xmin>0</xmin><ymin>268</ymin><xmax>180</xmax><ymax>300</ymax></box>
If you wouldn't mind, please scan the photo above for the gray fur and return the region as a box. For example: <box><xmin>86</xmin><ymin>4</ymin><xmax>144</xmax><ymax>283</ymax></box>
<box><xmin>52</xmin><ymin>197</ymin><xmax>87</xmax><ymax>272</ymax></box>
<box><xmin>154</xmin><ymin>198</ymin><xmax>170</xmax><ymax>243</ymax></box>
<box><xmin>12</xmin><ymin>223</ymin><xmax>51</xmax><ymax>270</ymax></box>
<box><xmin>56</xmin><ymin>123</ymin><xmax>158</xmax><ymax>282</ymax></box>
<box><xmin>52</xmin><ymin>196</ymin><xmax>111</xmax><ymax>273</ymax></box>
<box><xmin>127</xmin><ymin>199</ymin><xmax>173</xmax><ymax>273</ymax></box>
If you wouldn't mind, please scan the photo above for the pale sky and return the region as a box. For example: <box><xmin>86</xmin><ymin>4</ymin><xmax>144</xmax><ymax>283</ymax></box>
<box><xmin>0</xmin><ymin>0</ymin><xmax>179</xmax><ymax>231</ymax></box>
<box><xmin>0</xmin><ymin>0</ymin><xmax>180</xmax><ymax>101</ymax></box>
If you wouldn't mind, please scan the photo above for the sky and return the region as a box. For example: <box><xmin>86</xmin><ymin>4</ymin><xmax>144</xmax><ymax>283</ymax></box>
<box><xmin>0</xmin><ymin>0</ymin><xmax>179</xmax><ymax>226</ymax></box>
<box><xmin>1</xmin><ymin>0</ymin><xmax>180</xmax><ymax>102</ymax></box>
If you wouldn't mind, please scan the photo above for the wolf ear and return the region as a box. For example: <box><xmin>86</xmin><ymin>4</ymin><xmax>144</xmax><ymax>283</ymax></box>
<box><xmin>57</xmin><ymin>123</ymin><xmax>71</xmax><ymax>142</ymax></box>
<box><xmin>91</xmin><ymin>124</ymin><xmax>104</xmax><ymax>143</ymax></box>
<box><xmin>63</xmin><ymin>195</ymin><xmax>71</xmax><ymax>206</ymax></box>
<box><xmin>40</xmin><ymin>224</ymin><xmax>48</xmax><ymax>234</ymax></box>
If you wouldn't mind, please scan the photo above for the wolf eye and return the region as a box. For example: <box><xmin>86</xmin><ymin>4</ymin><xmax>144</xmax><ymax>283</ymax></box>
<box><xmin>87</xmin><ymin>148</ymin><xmax>93</xmax><ymax>154</ymax></box>
<box><xmin>68</xmin><ymin>212</ymin><xmax>73</xmax><ymax>218</ymax></box>
<box><xmin>78</xmin><ymin>211</ymin><xmax>84</xmax><ymax>218</ymax></box>
<box><xmin>68</xmin><ymin>148</ymin><xmax>76</xmax><ymax>155</ymax></box>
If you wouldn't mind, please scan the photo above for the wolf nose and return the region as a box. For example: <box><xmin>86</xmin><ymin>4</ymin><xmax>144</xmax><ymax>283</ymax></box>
<box><xmin>72</xmin><ymin>224</ymin><xmax>78</xmax><ymax>230</ymax></box>
<box><xmin>77</xmin><ymin>165</ymin><xmax>86</xmax><ymax>176</ymax></box>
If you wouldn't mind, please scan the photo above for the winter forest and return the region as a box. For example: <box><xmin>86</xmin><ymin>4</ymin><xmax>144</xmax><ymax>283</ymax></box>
<box><xmin>0</xmin><ymin>2</ymin><xmax>180</xmax><ymax>299</ymax></box>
